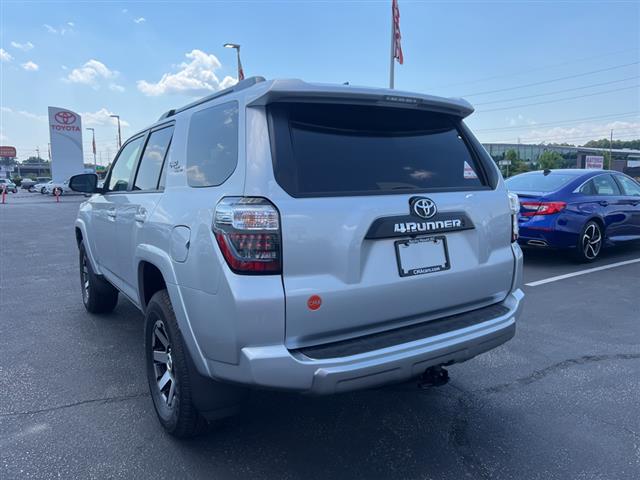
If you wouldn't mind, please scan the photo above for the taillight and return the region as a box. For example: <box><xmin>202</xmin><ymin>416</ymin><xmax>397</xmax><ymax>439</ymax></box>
<box><xmin>213</xmin><ymin>197</ymin><xmax>281</xmax><ymax>274</ymax></box>
<box><xmin>508</xmin><ymin>192</ymin><xmax>519</xmax><ymax>243</ymax></box>
<box><xmin>520</xmin><ymin>201</ymin><xmax>566</xmax><ymax>217</ymax></box>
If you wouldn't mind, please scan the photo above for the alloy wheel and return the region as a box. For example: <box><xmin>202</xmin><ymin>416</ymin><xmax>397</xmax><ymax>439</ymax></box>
<box><xmin>81</xmin><ymin>256</ymin><xmax>90</xmax><ymax>304</ymax></box>
<box><xmin>582</xmin><ymin>223</ymin><xmax>602</xmax><ymax>260</ymax></box>
<box><xmin>151</xmin><ymin>320</ymin><xmax>177</xmax><ymax>409</ymax></box>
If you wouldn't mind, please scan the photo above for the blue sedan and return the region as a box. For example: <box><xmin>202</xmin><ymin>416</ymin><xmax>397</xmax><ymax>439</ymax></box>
<box><xmin>506</xmin><ymin>169</ymin><xmax>640</xmax><ymax>262</ymax></box>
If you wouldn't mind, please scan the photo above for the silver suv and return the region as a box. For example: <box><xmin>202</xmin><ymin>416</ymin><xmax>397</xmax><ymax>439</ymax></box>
<box><xmin>70</xmin><ymin>77</ymin><xmax>524</xmax><ymax>437</ymax></box>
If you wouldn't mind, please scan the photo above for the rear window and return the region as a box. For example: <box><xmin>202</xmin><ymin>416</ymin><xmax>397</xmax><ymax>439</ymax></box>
<box><xmin>267</xmin><ymin>103</ymin><xmax>486</xmax><ymax>197</ymax></box>
<box><xmin>506</xmin><ymin>172</ymin><xmax>575</xmax><ymax>192</ymax></box>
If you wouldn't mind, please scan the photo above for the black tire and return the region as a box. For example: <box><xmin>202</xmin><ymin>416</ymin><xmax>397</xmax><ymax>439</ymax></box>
<box><xmin>145</xmin><ymin>290</ymin><xmax>206</xmax><ymax>437</ymax></box>
<box><xmin>40</xmin><ymin>187</ymin><xmax>46</xmax><ymax>194</ymax></box>
<box><xmin>574</xmin><ymin>220</ymin><xmax>603</xmax><ymax>263</ymax></box>
<box><xmin>79</xmin><ymin>243</ymin><xmax>119</xmax><ymax>313</ymax></box>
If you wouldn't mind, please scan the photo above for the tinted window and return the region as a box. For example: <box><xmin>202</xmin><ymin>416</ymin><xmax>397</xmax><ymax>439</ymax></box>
<box><xmin>108</xmin><ymin>137</ymin><xmax>144</xmax><ymax>191</ymax></box>
<box><xmin>616</xmin><ymin>175</ymin><xmax>640</xmax><ymax>196</ymax></box>
<box><xmin>186</xmin><ymin>101</ymin><xmax>238</xmax><ymax>187</ymax></box>
<box><xmin>134</xmin><ymin>126</ymin><xmax>174</xmax><ymax>191</ymax></box>
<box><xmin>268</xmin><ymin>103</ymin><xmax>486</xmax><ymax>197</ymax></box>
<box><xmin>506</xmin><ymin>172</ymin><xmax>575</xmax><ymax>192</ymax></box>
<box><xmin>589</xmin><ymin>174</ymin><xmax>621</xmax><ymax>195</ymax></box>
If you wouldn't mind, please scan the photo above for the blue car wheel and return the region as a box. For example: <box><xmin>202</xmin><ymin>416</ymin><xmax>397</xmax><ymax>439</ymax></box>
<box><xmin>576</xmin><ymin>220</ymin><xmax>603</xmax><ymax>263</ymax></box>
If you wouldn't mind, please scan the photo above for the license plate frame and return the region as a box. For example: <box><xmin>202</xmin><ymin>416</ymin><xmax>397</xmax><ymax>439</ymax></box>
<box><xmin>394</xmin><ymin>235</ymin><xmax>450</xmax><ymax>277</ymax></box>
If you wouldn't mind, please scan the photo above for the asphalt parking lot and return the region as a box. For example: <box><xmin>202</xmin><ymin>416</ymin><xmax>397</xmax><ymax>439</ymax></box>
<box><xmin>1</xmin><ymin>192</ymin><xmax>639</xmax><ymax>480</ymax></box>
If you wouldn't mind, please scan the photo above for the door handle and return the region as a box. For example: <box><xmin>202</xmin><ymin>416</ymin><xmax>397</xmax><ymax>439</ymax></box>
<box><xmin>135</xmin><ymin>207</ymin><xmax>147</xmax><ymax>223</ymax></box>
<box><xmin>107</xmin><ymin>207</ymin><xmax>117</xmax><ymax>219</ymax></box>
<box><xmin>598</xmin><ymin>200</ymin><xmax>609</xmax><ymax>207</ymax></box>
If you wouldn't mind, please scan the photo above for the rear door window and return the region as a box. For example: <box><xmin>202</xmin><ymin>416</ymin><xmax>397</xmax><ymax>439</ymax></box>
<box><xmin>591</xmin><ymin>174</ymin><xmax>621</xmax><ymax>195</ymax></box>
<box><xmin>268</xmin><ymin>103</ymin><xmax>487</xmax><ymax>197</ymax></box>
<box><xmin>133</xmin><ymin>126</ymin><xmax>174</xmax><ymax>191</ymax></box>
<box><xmin>506</xmin><ymin>173</ymin><xmax>575</xmax><ymax>192</ymax></box>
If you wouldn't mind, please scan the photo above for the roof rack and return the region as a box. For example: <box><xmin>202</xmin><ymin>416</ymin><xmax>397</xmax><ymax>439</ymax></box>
<box><xmin>158</xmin><ymin>76</ymin><xmax>266</xmax><ymax>121</ymax></box>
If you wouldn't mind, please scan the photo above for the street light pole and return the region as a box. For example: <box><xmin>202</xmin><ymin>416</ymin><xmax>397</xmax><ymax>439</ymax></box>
<box><xmin>110</xmin><ymin>114</ymin><xmax>122</xmax><ymax>148</ymax></box>
<box><xmin>86</xmin><ymin>127</ymin><xmax>96</xmax><ymax>171</ymax></box>
<box><xmin>609</xmin><ymin>129</ymin><xmax>613</xmax><ymax>170</ymax></box>
<box><xmin>223</xmin><ymin>43</ymin><xmax>244</xmax><ymax>81</ymax></box>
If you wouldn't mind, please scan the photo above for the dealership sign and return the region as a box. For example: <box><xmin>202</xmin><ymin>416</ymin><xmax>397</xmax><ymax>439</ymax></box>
<box><xmin>0</xmin><ymin>146</ymin><xmax>17</xmax><ymax>158</ymax></box>
<box><xmin>585</xmin><ymin>155</ymin><xmax>604</xmax><ymax>170</ymax></box>
<box><xmin>48</xmin><ymin>107</ymin><xmax>85</xmax><ymax>182</ymax></box>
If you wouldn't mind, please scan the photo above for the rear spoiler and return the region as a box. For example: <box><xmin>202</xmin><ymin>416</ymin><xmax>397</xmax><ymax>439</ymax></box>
<box><xmin>247</xmin><ymin>79</ymin><xmax>474</xmax><ymax>118</ymax></box>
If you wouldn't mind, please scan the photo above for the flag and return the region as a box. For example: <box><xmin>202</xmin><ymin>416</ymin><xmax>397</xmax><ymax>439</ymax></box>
<box><xmin>392</xmin><ymin>0</ymin><xmax>403</xmax><ymax>65</ymax></box>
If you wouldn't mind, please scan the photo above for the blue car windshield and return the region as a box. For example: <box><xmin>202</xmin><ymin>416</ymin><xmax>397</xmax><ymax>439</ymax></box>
<box><xmin>506</xmin><ymin>173</ymin><xmax>575</xmax><ymax>192</ymax></box>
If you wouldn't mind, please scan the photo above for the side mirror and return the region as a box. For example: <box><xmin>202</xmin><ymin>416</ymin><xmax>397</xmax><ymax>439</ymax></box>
<box><xmin>69</xmin><ymin>173</ymin><xmax>100</xmax><ymax>194</ymax></box>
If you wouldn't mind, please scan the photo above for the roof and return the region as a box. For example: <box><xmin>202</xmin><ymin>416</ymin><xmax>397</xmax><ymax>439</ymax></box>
<box><xmin>158</xmin><ymin>76</ymin><xmax>475</xmax><ymax>122</ymax></box>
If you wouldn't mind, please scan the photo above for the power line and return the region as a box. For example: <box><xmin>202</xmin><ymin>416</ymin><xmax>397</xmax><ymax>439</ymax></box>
<box><xmin>496</xmin><ymin>131</ymin><xmax>639</xmax><ymax>145</ymax></box>
<box><xmin>477</xmin><ymin>85</ymin><xmax>640</xmax><ymax>113</ymax></box>
<box><xmin>462</xmin><ymin>61</ymin><xmax>640</xmax><ymax>97</ymax></box>
<box><xmin>474</xmin><ymin>76</ymin><xmax>640</xmax><ymax>106</ymax></box>
<box><xmin>430</xmin><ymin>47</ymin><xmax>639</xmax><ymax>89</ymax></box>
<box><xmin>474</xmin><ymin>111</ymin><xmax>640</xmax><ymax>132</ymax></box>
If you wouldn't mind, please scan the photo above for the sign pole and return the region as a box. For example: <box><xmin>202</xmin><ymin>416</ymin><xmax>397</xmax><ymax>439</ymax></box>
<box><xmin>389</xmin><ymin>3</ymin><xmax>395</xmax><ymax>89</ymax></box>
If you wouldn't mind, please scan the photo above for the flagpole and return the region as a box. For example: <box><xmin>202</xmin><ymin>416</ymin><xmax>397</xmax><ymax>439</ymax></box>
<box><xmin>389</xmin><ymin>1</ymin><xmax>395</xmax><ymax>89</ymax></box>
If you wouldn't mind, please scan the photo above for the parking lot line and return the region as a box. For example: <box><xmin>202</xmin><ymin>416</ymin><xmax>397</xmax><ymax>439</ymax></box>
<box><xmin>525</xmin><ymin>257</ymin><xmax>640</xmax><ymax>287</ymax></box>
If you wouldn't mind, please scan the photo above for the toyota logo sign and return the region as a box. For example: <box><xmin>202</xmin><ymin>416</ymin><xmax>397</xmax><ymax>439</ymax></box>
<box><xmin>410</xmin><ymin>197</ymin><xmax>437</xmax><ymax>219</ymax></box>
<box><xmin>55</xmin><ymin>111</ymin><xmax>77</xmax><ymax>125</ymax></box>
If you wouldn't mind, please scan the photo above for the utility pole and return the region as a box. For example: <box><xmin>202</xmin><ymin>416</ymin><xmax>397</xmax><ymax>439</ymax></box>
<box><xmin>86</xmin><ymin>128</ymin><xmax>97</xmax><ymax>171</ymax></box>
<box><xmin>36</xmin><ymin>147</ymin><xmax>40</xmax><ymax>159</ymax></box>
<box><xmin>609</xmin><ymin>129</ymin><xmax>613</xmax><ymax>170</ymax></box>
<box><xmin>110</xmin><ymin>115</ymin><xmax>122</xmax><ymax>148</ymax></box>
<box><xmin>223</xmin><ymin>43</ymin><xmax>244</xmax><ymax>81</ymax></box>
<box><xmin>47</xmin><ymin>143</ymin><xmax>51</xmax><ymax>161</ymax></box>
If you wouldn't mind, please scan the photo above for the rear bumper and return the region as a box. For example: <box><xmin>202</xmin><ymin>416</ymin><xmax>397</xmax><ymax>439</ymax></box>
<box><xmin>208</xmin><ymin>288</ymin><xmax>523</xmax><ymax>394</ymax></box>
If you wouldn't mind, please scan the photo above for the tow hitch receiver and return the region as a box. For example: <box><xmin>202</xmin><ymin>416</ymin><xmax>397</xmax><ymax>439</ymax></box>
<box><xmin>419</xmin><ymin>366</ymin><xmax>449</xmax><ymax>388</ymax></box>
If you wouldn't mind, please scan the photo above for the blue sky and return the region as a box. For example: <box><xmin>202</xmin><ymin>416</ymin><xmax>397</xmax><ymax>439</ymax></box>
<box><xmin>1</xmin><ymin>0</ymin><xmax>639</xmax><ymax>164</ymax></box>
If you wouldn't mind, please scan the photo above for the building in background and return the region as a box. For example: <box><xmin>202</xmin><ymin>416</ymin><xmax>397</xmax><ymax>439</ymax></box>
<box><xmin>482</xmin><ymin>143</ymin><xmax>640</xmax><ymax>175</ymax></box>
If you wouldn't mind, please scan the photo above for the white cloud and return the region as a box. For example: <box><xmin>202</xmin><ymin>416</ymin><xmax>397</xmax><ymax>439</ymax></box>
<box><xmin>82</xmin><ymin>108</ymin><xmax>130</xmax><ymax>127</ymax></box>
<box><xmin>109</xmin><ymin>83</ymin><xmax>125</xmax><ymax>92</ymax></box>
<box><xmin>43</xmin><ymin>23</ymin><xmax>73</xmax><ymax>35</ymax></box>
<box><xmin>1</xmin><ymin>107</ymin><xmax>47</xmax><ymax>122</ymax></box>
<box><xmin>137</xmin><ymin>49</ymin><xmax>236</xmax><ymax>97</ymax></box>
<box><xmin>11</xmin><ymin>41</ymin><xmax>34</xmax><ymax>52</ymax></box>
<box><xmin>0</xmin><ymin>48</ymin><xmax>13</xmax><ymax>62</ymax></box>
<box><xmin>21</xmin><ymin>61</ymin><xmax>39</xmax><ymax>71</ymax></box>
<box><xmin>133</xmin><ymin>17</ymin><xmax>146</xmax><ymax>24</ymax></box>
<box><xmin>67</xmin><ymin>59</ymin><xmax>117</xmax><ymax>87</ymax></box>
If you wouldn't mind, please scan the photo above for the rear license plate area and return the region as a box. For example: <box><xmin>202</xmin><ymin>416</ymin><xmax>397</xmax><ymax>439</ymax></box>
<box><xmin>395</xmin><ymin>236</ymin><xmax>450</xmax><ymax>277</ymax></box>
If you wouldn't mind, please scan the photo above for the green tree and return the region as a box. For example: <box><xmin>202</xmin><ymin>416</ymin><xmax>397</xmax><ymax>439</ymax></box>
<box><xmin>537</xmin><ymin>151</ymin><xmax>564</xmax><ymax>170</ymax></box>
<box><xmin>503</xmin><ymin>149</ymin><xmax>530</xmax><ymax>176</ymax></box>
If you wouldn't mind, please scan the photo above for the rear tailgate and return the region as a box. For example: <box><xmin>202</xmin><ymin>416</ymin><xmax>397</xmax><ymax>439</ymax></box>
<box><xmin>277</xmin><ymin>192</ymin><xmax>514</xmax><ymax>348</ymax></box>
<box><xmin>258</xmin><ymin>100</ymin><xmax>514</xmax><ymax>349</ymax></box>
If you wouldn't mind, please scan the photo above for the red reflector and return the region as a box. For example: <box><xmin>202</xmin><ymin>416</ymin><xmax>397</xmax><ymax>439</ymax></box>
<box><xmin>307</xmin><ymin>295</ymin><xmax>322</xmax><ymax>311</ymax></box>
<box><xmin>520</xmin><ymin>201</ymin><xmax>566</xmax><ymax>217</ymax></box>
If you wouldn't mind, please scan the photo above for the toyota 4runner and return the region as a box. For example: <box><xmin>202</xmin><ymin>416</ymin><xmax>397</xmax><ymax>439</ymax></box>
<box><xmin>70</xmin><ymin>77</ymin><xmax>524</xmax><ymax>437</ymax></box>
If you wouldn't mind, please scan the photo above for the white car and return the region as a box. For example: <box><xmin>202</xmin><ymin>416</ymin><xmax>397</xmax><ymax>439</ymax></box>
<box><xmin>45</xmin><ymin>180</ymin><xmax>71</xmax><ymax>195</ymax></box>
<box><xmin>0</xmin><ymin>178</ymin><xmax>18</xmax><ymax>193</ymax></box>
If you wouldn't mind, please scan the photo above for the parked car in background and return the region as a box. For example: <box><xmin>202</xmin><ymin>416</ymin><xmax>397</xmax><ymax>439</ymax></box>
<box><xmin>0</xmin><ymin>179</ymin><xmax>18</xmax><ymax>193</ymax></box>
<box><xmin>33</xmin><ymin>180</ymin><xmax>53</xmax><ymax>194</ymax></box>
<box><xmin>507</xmin><ymin>169</ymin><xmax>640</xmax><ymax>262</ymax></box>
<box><xmin>45</xmin><ymin>180</ymin><xmax>71</xmax><ymax>195</ymax></box>
<box><xmin>21</xmin><ymin>178</ymin><xmax>37</xmax><ymax>189</ymax></box>
<box><xmin>69</xmin><ymin>77</ymin><xmax>524</xmax><ymax>437</ymax></box>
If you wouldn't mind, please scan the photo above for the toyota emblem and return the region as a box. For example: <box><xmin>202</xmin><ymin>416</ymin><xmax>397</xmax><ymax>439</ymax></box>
<box><xmin>410</xmin><ymin>197</ymin><xmax>437</xmax><ymax>219</ymax></box>
<box><xmin>55</xmin><ymin>111</ymin><xmax>77</xmax><ymax>125</ymax></box>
